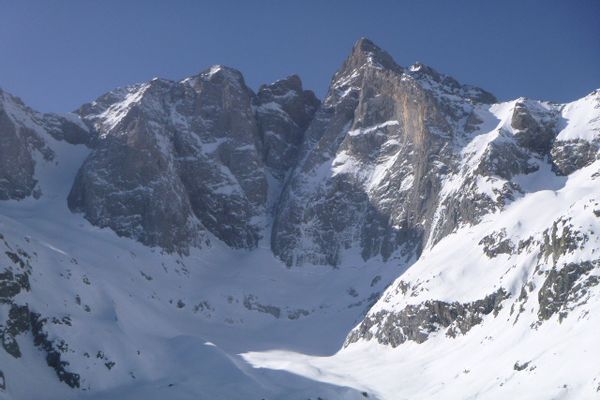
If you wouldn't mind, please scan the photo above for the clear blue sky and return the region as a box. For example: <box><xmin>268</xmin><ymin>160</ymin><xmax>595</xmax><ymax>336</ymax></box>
<box><xmin>1</xmin><ymin>0</ymin><xmax>598</xmax><ymax>112</ymax></box>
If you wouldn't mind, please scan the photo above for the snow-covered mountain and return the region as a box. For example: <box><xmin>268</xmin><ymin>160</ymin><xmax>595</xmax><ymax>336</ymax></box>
<box><xmin>0</xmin><ymin>38</ymin><xmax>599</xmax><ymax>399</ymax></box>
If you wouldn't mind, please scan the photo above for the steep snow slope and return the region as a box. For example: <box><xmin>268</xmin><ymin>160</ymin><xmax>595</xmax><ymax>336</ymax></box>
<box><xmin>245</xmin><ymin>92</ymin><xmax>600</xmax><ymax>400</ymax></box>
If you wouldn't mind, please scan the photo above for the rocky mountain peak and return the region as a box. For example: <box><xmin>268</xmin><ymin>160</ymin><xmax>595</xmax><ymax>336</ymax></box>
<box><xmin>187</xmin><ymin>64</ymin><xmax>248</xmax><ymax>91</ymax></box>
<box><xmin>332</xmin><ymin>38</ymin><xmax>402</xmax><ymax>88</ymax></box>
<box><xmin>349</xmin><ymin>37</ymin><xmax>400</xmax><ymax>71</ymax></box>
<box><xmin>259</xmin><ymin>74</ymin><xmax>303</xmax><ymax>93</ymax></box>
<box><xmin>256</xmin><ymin>75</ymin><xmax>320</xmax><ymax>130</ymax></box>
<box><xmin>67</xmin><ymin>63</ymin><xmax>325</xmax><ymax>253</ymax></box>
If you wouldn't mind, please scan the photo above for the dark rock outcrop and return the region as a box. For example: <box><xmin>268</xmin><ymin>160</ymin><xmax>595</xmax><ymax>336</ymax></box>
<box><xmin>1</xmin><ymin>304</ymin><xmax>30</xmax><ymax>358</ymax></box>
<box><xmin>345</xmin><ymin>289</ymin><xmax>508</xmax><ymax>347</ymax></box>
<box><xmin>0</xmin><ymin>243</ymin><xmax>33</xmax><ymax>359</ymax></box>
<box><xmin>255</xmin><ymin>75</ymin><xmax>320</xmax><ymax>179</ymax></box>
<box><xmin>538</xmin><ymin>261</ymin><xmax>599</xmax><ymax>322</ymax></box>
<box><xmin>69</xmin><ymin>67</ymin><xmax>319</xmax><ymax>252</ymax></box>
<box><xmin>30</xmin><ymin>312</ymin><xmax>80</xmax><ymax>388</ymax></box>
<box><xmin>479</xmin><ymin>229</ymin><xmax>515</xmax><ymax>258</ymax></box>
<box><xmin>511</xmin><ymin>99</ymin><xmax>558</xmax><ymax>155</ymax></box>
<box><xmin>551</xmin><ymin>139</ymin><xmax>599</xmax><ymax>176</ymax></box>
<box><xmin>0</xmin><ymin>90</ymin><xmax>52</xmax><ymax>200</ymax></box>
<box><xmin>0</xmin><ymin>89</ymin><xmax>89</xmax><ymax>201</ymax></box>
<box><xmin>540</xmin><ymin>217</ymin><xmax>588</xmax><ymax>265</ymax></box>
<box><xmin>68</xmin><ymin>129</ymin><xmax>203</xmax><ymax>253</ymax></box>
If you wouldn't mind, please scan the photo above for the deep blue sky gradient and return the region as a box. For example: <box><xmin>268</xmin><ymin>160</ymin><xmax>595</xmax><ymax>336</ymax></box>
<box><xmin>1</xmin><ymin>0</ymin><xmax>599</xmax><ymax>112</ymax></box>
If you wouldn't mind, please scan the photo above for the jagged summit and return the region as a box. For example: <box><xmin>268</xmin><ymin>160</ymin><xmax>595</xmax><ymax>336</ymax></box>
<box><xmin>194</xmin><ymin>64</ymin><xmax>247</xmax><ymax>87</ymax></box>
<box><xmin>407</xmin><ymin>61</ymin><xmax>497</xmax><ymax>104</ymax></box>
<box><xmin>258</xmin><ymin>74</ymin><xmax>304</xmax><ymax>95</ymax></box>
<box><xmin>328</xmin><ymin>38</ymin><xmax>496</xmax><ymax>107</ymax></box>
<box><xmin>333</xmin><ymin>38</ymin><xmax>402</xmax><ymax>84</ymax></box>
<box><xmin>349</xmin><ymin>37</ymin><xmax>401</xmax><ymax>71</ymax></box>
<box><xmin>256</xmin><ymin>74</ymin><xmax>320</xmax><ymax>129</ymax></box>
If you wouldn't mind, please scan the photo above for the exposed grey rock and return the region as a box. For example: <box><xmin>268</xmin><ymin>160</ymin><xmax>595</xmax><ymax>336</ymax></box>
<box><xmin>30</xmin><ymin>312</ymin><xmax>80</xmax><ymax>388</ymax></box>
<box><xmin>1</xmin><ymin>304</ymin><xmax>30</xmax><ymax>358</ymax></box>
<box><xmin>408</xmin><ymin>62</ymin><xmax>497</xmax><ymax>105</ymax></box>
<box><xmin>538</xmin><ymin>261</ymin><xmax>599</xmax><ymax>322</ymax></box>
<box><xmin>540</xmin><ymin>217</ymin><xmax>588</xmax><ymax>265</ymax></box>
<box><xmin>0</xmin><ymin>238</ymin><xmax>80</xmax><ymax>387</ymax></box>
<box><xmin>551</xmin><ymin>139</ymin><xmax>599</xmax><ymax>175</ymax></box>
<box><xmin>345</xmin><ymin>288</ymin><xmax>508</xmax><ymax>347</ymax></box>
<box><xmin>272</xmin><ymin>38</ymin><xmax>501</xmax><ymax>266</ymax></box>
<box><xmin>287</xmin><ymin>308</ymin><xmax>310</xmax><ymax>320</ymax></box>
<box><xmin>0</xmin><ymin>89</ymin><xmax>90</xmax><ymax>201</ymax></box>
<box><xmin>243</xmin><ymin>294</ymin><xmax>281</xmax><ymax>318</ymax></box>
<box><xmin>42</xmin><ymin>113</ymin><xmax>92</xmax><ymax>146</ymax></box>
<box><xmin>71</xmin><ymin>70</ymin><xmax>263</xmax><ymax>250</ymax></box>
<box><xmin>68</xmin><ymin>133</ymin><xmax>203</xmax><ymax>253</ymax></box>
<box><xmin>0</xmin><ymin>246</ymin><xmax>32</xmax><ymax>304</ymax></box>
<box><xmin>255</xmin><ymin>75</ymin><xmax>320</xmax><ymax>179</ymax></box>
<box><xmin>474</xmin><ymin>133</ymin><xmax>538</xmax><ymax>180</ymax></box>
<box><xmin>513</xmin><ymin>360</ymin><xmax>531</xmax><ymax>371</ymax></box>
<box><xmin>479</xmin><ymin>229</ymin><xmax>515</xmax><ymax>258</ymax></box>
<box><xmin>0</xmin><ymin>90</ymin><xmax>51</xmax><ymax>200</ymax></box>
<box><xmin>431</xmin><ymin>177</ymin><xmax>519</xmax><ymax>245</ymax></box>
<box><xmin>0</xmin><ymin>246</ymin><xmax>31</xmax><ymax>359</ymax></box>
<box><xmin>70</xmin><ymin>67</ymin><xmax>320</xmax><ymax>252</ymax></box>
<box><xmin>511</xmin><ymin>99</ymin><xmax>558</xmax><ymax>155</ymax></box>
<box><xmin>0</xmin><ymin>269</ymin><xmax>27</xmax><ymax>302</ymax></box>
<box><xmin>551</xmin><ymin>90</ymin><xmax>600</xmax><ymax>175</ymax></box>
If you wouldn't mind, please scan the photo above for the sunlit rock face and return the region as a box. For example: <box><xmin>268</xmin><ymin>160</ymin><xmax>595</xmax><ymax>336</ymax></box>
<box><xmin>271</xmin><ymin>38</ymin><xmax>501</xmax><ymax>266</ymax></box>
<box><xmin>69</xmin><ymin>67</ymin><xmax>319</xmax><ymax>252</ymax></box>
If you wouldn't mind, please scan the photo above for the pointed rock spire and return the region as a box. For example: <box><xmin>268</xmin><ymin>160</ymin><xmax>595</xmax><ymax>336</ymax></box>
<box><xmin>335</xmin><ymin>37</ymin><xmax>402</xmax><ymax>80</ymax></box>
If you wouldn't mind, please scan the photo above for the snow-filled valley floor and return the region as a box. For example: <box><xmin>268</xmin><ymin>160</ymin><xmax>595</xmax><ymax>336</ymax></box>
<box><xmin>0</xmin><ymin>132</ymin><xmax>404</xmax><ymax>399</ymax></box>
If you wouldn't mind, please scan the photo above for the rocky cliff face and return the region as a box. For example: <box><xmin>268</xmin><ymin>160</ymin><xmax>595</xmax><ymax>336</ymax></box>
<box><xmin>343</xmin><ymin>66</ymin><xmax>600</xmax><ymax>350</ymax></box>
<box><xmin>255</xmin><ymin>74</ymin><xmax>320</xmax><ymax>180</ymax></box>
<box><xmin>7</xmin><ymin>38</ymin><xmax>592</xmax><ymax>271</ymax></box>
<box><xmin>271</xmin><ymin>38</ymin><xmax>501</xmax><ymax>266</ymax></box>
<box><xmin>270</xmin><ymin>40</ymin><xmax>600</xmax><ymax>270</ymax></box>
<box><xmin>68</xmin><ymin>67</ymin><xmax>319</xmax><ymax>252</ymax></box>
<box><xmin>0</xmin><ymin>89</ymin><xmax>89</xmax><ymax>200</ymax></box>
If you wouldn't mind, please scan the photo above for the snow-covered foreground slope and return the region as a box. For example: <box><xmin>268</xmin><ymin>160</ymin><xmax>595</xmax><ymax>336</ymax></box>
<box><xmin>0</xmin><ymin>100</ymin><xmax>395</xmax><ymax>399</ymax></box>
<box><xmin>245</xmin><ymin>160</ymin><xmax>600</xmax><ymax>399</ymax></box>
<box><xmin>1</xmin><ymin>38</ymin><xmax>599</xmax><ymax>399</ymax></box>
<box><xmin>245</xmin><ymin>94</ymin><xmax>600</xmax><ymax>399</ymax></box>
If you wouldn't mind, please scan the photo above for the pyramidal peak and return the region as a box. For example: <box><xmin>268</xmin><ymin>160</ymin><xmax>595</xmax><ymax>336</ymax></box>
<box><xmin>333</xmin><ymin>37</ymin><xmax>403</xmax><ymax>82</ymax></box>
<box><xmin>350</xmin><ymin>37</ymin><xmax>400</xmax><ymax>70</ymax></box>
